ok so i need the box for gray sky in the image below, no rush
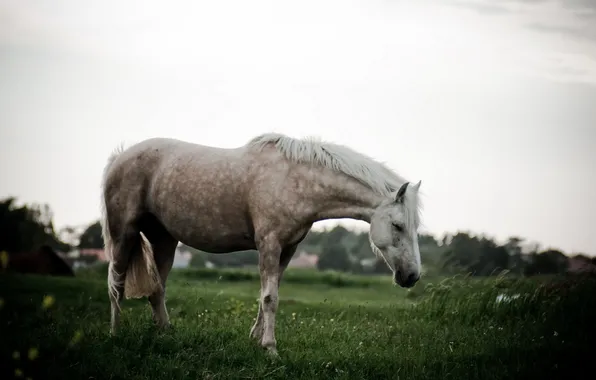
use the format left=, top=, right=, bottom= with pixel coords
left=1, top=0, right=595, bottom=256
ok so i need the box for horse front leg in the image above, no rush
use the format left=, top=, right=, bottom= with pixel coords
left=254, top=235, right=284, bottom=357
left=250, top=244, right=297, bottom=343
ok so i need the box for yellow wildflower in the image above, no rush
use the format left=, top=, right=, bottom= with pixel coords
left=28, top=347, right=39, bottom=360
left=0, top=250, right=8, bottom=269
left=14, top=368, right=23, bottom=377
left=42, top=295, right=55, bottom=310
left=69, top=330, right=83, bottom=347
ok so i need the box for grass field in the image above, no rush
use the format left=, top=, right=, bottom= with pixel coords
left=1, top=265, right=594, bottom=380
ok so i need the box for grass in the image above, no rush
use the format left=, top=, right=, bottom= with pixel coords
left=0, top=266, right=594, bottom=380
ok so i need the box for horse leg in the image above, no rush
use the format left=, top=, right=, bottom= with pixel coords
left=254, top=235, right=303, bottom=356
left=250, top=244, right=297, bottom=342
left=142, top=218, right=178, bottom=329
left=108, top=225, right=141, bottom=335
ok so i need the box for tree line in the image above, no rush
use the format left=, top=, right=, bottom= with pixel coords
left=1, top=197, right=594, bottom=277
left=181, top=225, right=594, bottom=277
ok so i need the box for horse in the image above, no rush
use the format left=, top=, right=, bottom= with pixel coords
left=100, top=132, right=423, bottom=357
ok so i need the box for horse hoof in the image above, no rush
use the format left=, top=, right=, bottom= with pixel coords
left=157, top=322, right=173, bottom=332
left=265, top=347, right=280, bottom=359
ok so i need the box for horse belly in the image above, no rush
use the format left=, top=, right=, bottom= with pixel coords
left=184, top=238, right=255, bottom=254
left=179, top=222, right=257, bottom=254
left=151, top=196, right=256, bottom=253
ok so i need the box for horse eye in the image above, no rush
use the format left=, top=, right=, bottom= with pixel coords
left=393, top=223, right=404, bottom=232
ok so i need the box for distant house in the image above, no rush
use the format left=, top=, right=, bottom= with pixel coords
left=78, top=248, right=108, bottom=262
left=288, top=251, right=318, bottom=269
left=4, top=246, right=75, bottom=277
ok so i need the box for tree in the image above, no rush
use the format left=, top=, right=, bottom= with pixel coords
left=505, top=236, right=525, bottom=275
left=524, top=249, right=569, bottom=276
left=441, top=232, right=509, bottom=276
left=441, top=232, right=479, bottom=274
left=78, top=221, right=104, bottom=249
left=0, top=197, right=71, bottom=253
left=189, top=251, right=207, bottom=267
left=372, top=257, right=392, bottom=274
left=474, top=237, right=509, bottom=276
left=317, top=243, right=351, bottom=272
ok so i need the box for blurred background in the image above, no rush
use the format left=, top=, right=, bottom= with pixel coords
left=1, top=0, right=595, bottom=278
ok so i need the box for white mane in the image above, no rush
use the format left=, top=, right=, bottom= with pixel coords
left=247, top=133, right=409, bottom=197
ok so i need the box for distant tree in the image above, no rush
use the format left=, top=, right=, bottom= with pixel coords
left=417, top=233, right=444, bottom=271
left=372, top=257, right=392, bottom=274
left=189, top=251, right=207, bottom=268
left=441, top=232, right=509, bottom=276
left=349, top=232, right=374, bottom=260
left=524, top=249, right=569, bottom=276
left=0, top=197, right=71, bottom=253
left=504, top=236, right=525, bottom=275
left=298, top=229, right=326, bottom=254
left=78, top=221, right=104, bottom=249
left=475, top=237, right=509, bottom=275
left=326, top=225, right=351, bottom=244
left=442, top=232, right=479, bottom=274
left=58, top=225, right=84, bottom=247
left=317, top=243, right=351, bottom=272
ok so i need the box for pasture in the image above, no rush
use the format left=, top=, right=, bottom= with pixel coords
left=1, top=266, right=593, bottom=379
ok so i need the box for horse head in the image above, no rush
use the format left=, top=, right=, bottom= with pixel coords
left=369, top=181, right=422, bottom=288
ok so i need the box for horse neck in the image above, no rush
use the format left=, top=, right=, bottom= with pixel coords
left=303, top=167, right=387, bottom=224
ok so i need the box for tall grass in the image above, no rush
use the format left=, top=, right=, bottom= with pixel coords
left=1, top=267, right=594, bottom=379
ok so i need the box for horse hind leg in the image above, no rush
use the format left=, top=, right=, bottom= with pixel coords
left=107, top=225, right=142, bottom=335
left=141, top=216, right=178, bottom=329
left=106, top=218, right=163, bottom=335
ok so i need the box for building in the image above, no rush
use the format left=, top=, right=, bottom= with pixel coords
left=288, top=251, right=318, bottom=269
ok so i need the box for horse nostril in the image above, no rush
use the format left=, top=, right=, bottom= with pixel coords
left=405, top=273, right=419, bottom=287
left=395, top=270, right=419, bottom=288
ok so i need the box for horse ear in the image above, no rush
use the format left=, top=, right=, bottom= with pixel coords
left=395, top=182, right=409, bottom=203
left=413, top=180, right=421, bottom=191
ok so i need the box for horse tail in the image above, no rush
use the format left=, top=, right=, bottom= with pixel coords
left=122, top=232, right=162, bottom=299
left=100, top=144, right=123, bottom=265
left=100, top=144, right=162, bottom=303
left=100, top=144, right=124, bottom=304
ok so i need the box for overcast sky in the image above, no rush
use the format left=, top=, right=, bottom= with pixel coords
left=1, top=0, right=595, bottom=255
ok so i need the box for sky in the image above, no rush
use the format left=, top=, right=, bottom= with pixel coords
left=1, top=0, right=595, bottom=256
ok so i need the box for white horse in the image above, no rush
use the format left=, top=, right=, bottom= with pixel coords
left=100, top=132, right=423, bottom=356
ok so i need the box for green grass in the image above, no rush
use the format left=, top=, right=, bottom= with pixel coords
left=0, top=267, right=594, bottom=380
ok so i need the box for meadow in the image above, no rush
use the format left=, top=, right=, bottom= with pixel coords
left=0, top=265, right=594, bottom=380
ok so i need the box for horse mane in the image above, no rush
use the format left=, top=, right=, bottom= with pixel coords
left=246, top=133, right=410, bottom=197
